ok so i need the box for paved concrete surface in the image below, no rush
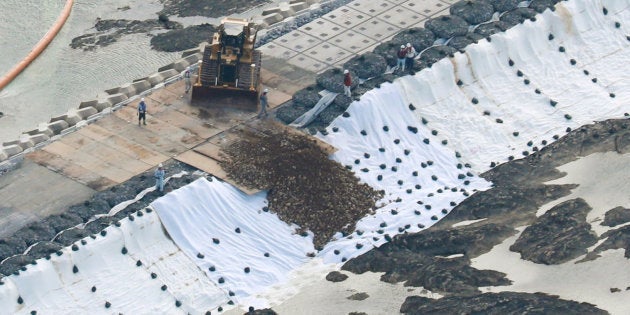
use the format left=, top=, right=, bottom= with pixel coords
left=0, top=0, right=447, bottom=239
left=259, top=0, right=452, bottom=73
left=0, top=160, right=95, bottom=238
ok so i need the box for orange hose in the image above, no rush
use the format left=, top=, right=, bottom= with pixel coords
left=0, top=0, right=74, bottom=91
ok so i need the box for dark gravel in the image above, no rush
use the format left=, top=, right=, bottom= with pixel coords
left=219, top=121, right=383, bottom=248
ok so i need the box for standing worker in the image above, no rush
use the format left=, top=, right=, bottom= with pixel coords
left=138, top=98, right=147, bottom=126
left=397, top=45, right=408, bottom=72
left=154, top=163, right=165, bottom=193
left=184, top=66, right=192, bottom=93
left=258, top=88, right=269, bottom=118
left=405, top=43, right=417, bottom=73
left=343, top=69, right=352, bottom=97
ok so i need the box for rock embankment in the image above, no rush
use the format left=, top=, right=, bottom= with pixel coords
left=400, top=292, right=607, bottom=315
left=345, top=118, right=629, bottom=313
left=509, top=198, right=598, bottom=265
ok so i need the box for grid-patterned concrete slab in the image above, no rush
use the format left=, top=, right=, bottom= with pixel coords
left=259, top=42, right=299, bottom=60
left=275, top=30, right=321, bottom=52
left=380, top=6, right=428, bottom=28
left=329, top=30, right=377, bottom=53
left=385, top=0, right=410, bottom=4
left=322, top=6, right=370, bottom=29
left=348, top=0, right=394, bottom=15
left=287, top=53, right=330, bottom=73
left=355, top=17, right=401, bottom=41
left=299, top=18, right=345, bottom=41
left=402, top=0, right=450, bottom=17
left=303, top=42, right=353, bottom=65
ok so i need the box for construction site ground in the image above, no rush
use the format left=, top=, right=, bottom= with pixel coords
left=0, top=60, right=315, bottom=238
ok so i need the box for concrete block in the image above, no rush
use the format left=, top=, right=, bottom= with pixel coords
left=278, top=8, right=295, bottom=18
left=183, top=53, right=201, bottom=65
left=2, top=140, right=19, bottom=147
left=262, top=7, right=282, bottom=16
left=131, top=80, right=152, bottom=94
left=148, top=72, right=165, bottom=87
left=289, top=2, right=309, bottom=13
left=79, top=100, right=98, bottom=109
left=0, top=150, right=7, bottom=162
left=158, top=63, right=175, bottom=72
left=19, top=139, right=35, bottom=150
left=118, top=84, right=136, bottom=97
left=64, top=113, right=83, bottom=127
left=50, top=114, right=68, bottom=124
left=107, top=93, right=128, bottom=105
left=95, top=101, right=113, bottom=112
left=262, top=13, right=285, bottom=26
left=105, top=87, right=120, bottom=95
left=28, top=134, right=49, bottom=146
left=182, top=47, right=202, bottom=57
left=172, top=59, right=190, bottom=72
left=76, top=106, right=98, bottom=119
left=47, top=120, right=69, bottom=135
left=3, top=144, right=23, bottom=157
left=23, top=128, right=42, bottom=136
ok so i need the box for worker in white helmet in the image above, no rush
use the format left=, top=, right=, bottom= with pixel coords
left=343, top=69, right=352, bottom=97
left=397, top=44, right=408, bottom=72
left=258, top=88, right=269, bottom=118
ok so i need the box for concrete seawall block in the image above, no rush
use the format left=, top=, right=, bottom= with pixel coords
left=28, top=134, right=49, bottom=146
left=262, top=13, right=285, bottom=26
left=183, top=53, right=201, bottom=65
left=118, top=84, right=136, bottom=97
left=182, top=47, right=202, bottom=58
left=0, top=150, right=7, bottom=162
left=262, top=7, right=282, bottom=16
left=50, top=114, right=68, bottom=124
left=3, top=144, right=23, bottom=157
left=95, top=101, right=112, bottom=112
left=289, top=2, right=309, bottom=13
left=79, top=100, right=98, bottom=109
left=278, top=8, right=295, bottom=18
left=131, top=80, right=151, bottom=94
left=64, top=113, right=82, bottom=127
left=107, top=93, right=128, bottom=105
left=76, top=107, right=98, bottom=119
left=105, top=87, right=120, bottom=95
left=47, top=120, right=69, bottom=135
left=158, top=63, right=175, bottom=73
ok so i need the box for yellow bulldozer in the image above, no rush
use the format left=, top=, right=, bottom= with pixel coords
left=191, top=18, right=262, bottom=110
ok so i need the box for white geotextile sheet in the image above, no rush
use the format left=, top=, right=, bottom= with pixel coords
left=3, top=0, right=630, bottom=313
left=0, top=211, right=226, bottom=314
left=316, top=0, right=630, bottom=261
left=151, top=177, right=315, bottom=308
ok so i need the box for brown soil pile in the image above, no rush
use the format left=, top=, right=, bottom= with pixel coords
left=220, top=121, right=383, bottom=248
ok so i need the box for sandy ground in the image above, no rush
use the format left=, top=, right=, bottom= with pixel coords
left=471, top=152, right=630, bottom=315
left=225, top=258, right=440, bottom=315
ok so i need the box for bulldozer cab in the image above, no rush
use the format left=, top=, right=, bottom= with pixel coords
left=191, top=18, right=262, bottom=110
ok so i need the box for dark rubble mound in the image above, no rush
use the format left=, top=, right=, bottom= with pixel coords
left=292, top=85, right=321, bottom=109
left=390, top=28, right=436, bottom=52
left=343, top=53, right=387, bottom=79
left=400, top=292, right=607, bottom=315
left=509, top=198, right=598, bottom=264
left=316, top=68, right=359, bottom=93
left=601, top=206, right=630, bottom=227
left=590, top=225, right=630, bottom=259
left=500, top=7, right=538, bottom=27
left=450, top=0, right=495, bottom=25
left=159, top=0, right=268, bottom=18
left=447, top=33, right=485, bottom=51
left=343, top=223, right=514, bottom=295
left=529, top=0, right=562, bottom=13
left=474, top=20, right=510, bottom=37
left=425, top=15, right=469, bottom=39
left=485, top=0, right=520, bottom=12
left=220, top=121, right=383, bottom=248
left=151, top=24, right=216, bottom=52
left=419, top=45, right=458, bottom=66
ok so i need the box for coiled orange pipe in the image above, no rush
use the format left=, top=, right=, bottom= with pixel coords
left=0, top=0, right=74, bottom=91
